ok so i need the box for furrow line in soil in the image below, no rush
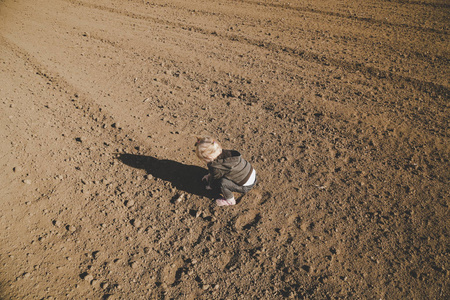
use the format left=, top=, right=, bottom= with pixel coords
left=64, top=0, right=450, bottom=101
left=0, top=34, right=154, bottom=159
left=378, top=0, right=450, bottom=9
left=82, top=25, right=448, bottom=148
left=233, top=0, right=449, bottom=35
left=229, top=36, right=450, bottom=101
left=0, top=36, right=135, bottom=187
left=127, top=0, right=449, bottom=81
left=126, top=0, right=449, bottom=35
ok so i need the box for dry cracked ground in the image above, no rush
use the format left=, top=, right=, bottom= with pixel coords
left=0, top=0, right=449, bottom=299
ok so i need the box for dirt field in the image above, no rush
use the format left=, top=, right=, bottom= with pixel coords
left=0, top=0, right=448, bottom=299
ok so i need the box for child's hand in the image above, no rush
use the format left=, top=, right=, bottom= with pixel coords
left=202, top=174, right=211, bottom=190
left=202, top=174, right=210, bottom=182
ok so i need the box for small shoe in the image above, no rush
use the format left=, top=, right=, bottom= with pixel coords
left=216, top=197, right=236, bottom=206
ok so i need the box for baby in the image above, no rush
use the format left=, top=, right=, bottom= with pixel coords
left=195, top=136, right=257, bottom=206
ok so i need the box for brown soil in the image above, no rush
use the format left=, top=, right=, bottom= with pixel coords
left=0, top=0, right=448, bottom=299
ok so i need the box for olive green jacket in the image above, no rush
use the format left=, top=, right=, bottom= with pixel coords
left=207, top=150, right=254, bottom=186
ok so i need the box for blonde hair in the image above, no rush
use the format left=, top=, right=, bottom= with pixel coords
left=195, top=136, right=222, bottom=162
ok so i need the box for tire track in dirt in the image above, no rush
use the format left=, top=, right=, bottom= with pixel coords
left=229, top=36, right=449, bottom=99
left=65, top=0, right=449, bottom=101
left=158, top=0, right=450, bottom=89
left=125, top=0, right=450, bottom=35
left=0, top=34, right=152, bottom=155
left=379, top=0, right=450, bottom=9
left=0, top=41, right=103, bottom=299
left=127, top=0, right=449, bottom=70
left=237, top=0, right=449, bottom=35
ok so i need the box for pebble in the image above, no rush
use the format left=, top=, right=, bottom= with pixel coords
left=125, top=200, right=135, bottom=208
left=13, top=166, right=22, bottom=173
left=23, top=179, right=32, bottom=185
left=131, top=219, right=141, bottom=227
left=84, top=274, right=94, bottom=283
left=301, top=265, right=311, bottom=273
left=67, top=225, right=77, bottom=232
left=92, top=251, right=100, bottom=259
left=300, top=223, right=309, bottom=232
left=175, top=194, right=184, bottom=203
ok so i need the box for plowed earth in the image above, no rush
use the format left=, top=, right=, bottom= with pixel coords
left=0, top=0, right=449, bottom=299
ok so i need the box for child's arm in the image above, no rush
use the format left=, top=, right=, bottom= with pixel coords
left=206, top=164, right=228, bottom=189
left=208, top=165, right=225, bottom=182
left=202, top=174, right=210, bottom=182
left=202, top=174, right=212, bottom=190
left=202, top=173, right=212, bottom=190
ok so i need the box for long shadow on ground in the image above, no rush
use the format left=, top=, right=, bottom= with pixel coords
left=117, top=153, right=216, bottom=199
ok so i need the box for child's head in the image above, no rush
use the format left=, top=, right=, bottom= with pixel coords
left=195, top=136, right=222, bottom=162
